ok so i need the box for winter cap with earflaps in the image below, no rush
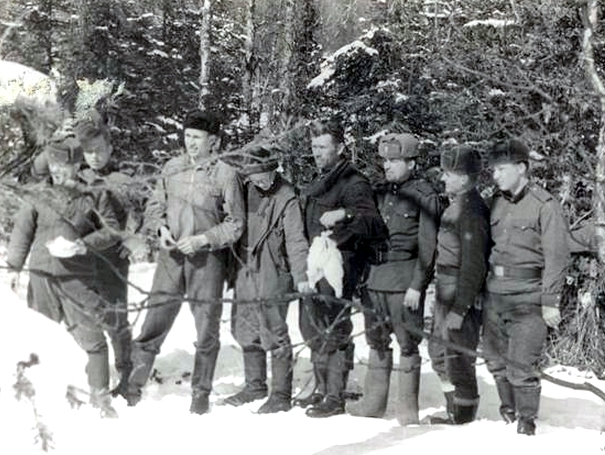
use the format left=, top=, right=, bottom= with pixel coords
left=45, top=120, right=83, bottom=165
left=239, top=143, right=279, bottom=176
left=440, top=145, right=481, bottom=175
left=378, top=133, right=420, bottom=160
left=183, top=109, right=221, bottom=135
left=488, top=138, right=530, bottom=166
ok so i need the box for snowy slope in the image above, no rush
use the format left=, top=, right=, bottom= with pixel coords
left=1, top=262, right=604, bottom=454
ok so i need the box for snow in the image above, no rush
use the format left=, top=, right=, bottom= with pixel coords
left=0, top=60, right=57, bottom=107
left=464, top=19, right=516, bottom=28
left=1, top=262, right=604, bottom=454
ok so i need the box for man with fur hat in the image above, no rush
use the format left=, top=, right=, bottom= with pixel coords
left=296, top=118, right=388, bottom=418
left=484, top=138, right=569, bottom=435
left=31, top=109, right=146, bottom=399
left=127, top=109, right=245, bottom=414
left=7, top=130, right=122, bottom=417
left=428, top=145, right=491, bottom=425
left=348, top=133, right=440, bottom=425
left=222, top=143, right=310, bottom=413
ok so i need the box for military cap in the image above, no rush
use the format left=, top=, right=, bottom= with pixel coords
left=488, top=138, right=530, bottom=166
left=74, top=108, right=110, bottom=141
left=440, top=145, right=481, bottom=175
left=239, top=143, right=279, bottom=176
left=45, top=132, right=83, bottom=165
left=378, top=133, right=420, bottom=159
left=183, top=109, right=221, bottom=135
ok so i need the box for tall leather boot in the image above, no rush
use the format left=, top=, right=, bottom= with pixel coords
left=223, top=346, right=268, bottom=407
left=126, top=348, right=156, bottom=407
left=396, top=354, right=421, bottom=425
left=109, top=325, right=133, bottom=399
left=306, top=350, right=346, bottom=418
left=495, top=377, right=516, bottom=423
left=257, top=350, right=293, bottom=414
left=452, top=397, right=479, bottom=424
left=348, top=349, right=392, bottom=418
left=190, top=347, right=220, bottom=414
left=293, top=361, right=327, bottom=407
left=514, top=386, right=541, bottom=435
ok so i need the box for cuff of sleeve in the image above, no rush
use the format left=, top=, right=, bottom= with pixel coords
left=204, top=231, right=219, bottom=249
left=541, top=294, right=560, bottom=308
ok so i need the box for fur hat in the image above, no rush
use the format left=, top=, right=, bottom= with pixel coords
left=45, top=131, right=83, bottom=165
left=183, top=109, right=221, bottom=135
left=239, top=143, right=279, bottom=176
left=378, top=133, right=419, bottom=159
left=488, top=138, right=530, bottom=166
left=440, top=145, right=481, bottom=175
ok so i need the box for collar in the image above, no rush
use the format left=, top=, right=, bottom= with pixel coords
left=501, top=183, right=529, bottom=203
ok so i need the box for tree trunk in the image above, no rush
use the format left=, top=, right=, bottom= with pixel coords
left=198, top=0, right=212, bottom=109
left=581, top=0, right=605, bottom=263
left=241, top=0, right=259, bottom=130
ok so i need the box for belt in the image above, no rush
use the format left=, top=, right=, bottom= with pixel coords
left=436, top=264, right=458, bottom=276
left=490, top=265, right=541, bottom=279
left=383, top=251, right=415, bottom=262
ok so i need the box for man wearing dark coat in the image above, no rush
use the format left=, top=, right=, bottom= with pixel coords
left=297, top=119, right=388, bottom=418
left=223, top=144, right=310, bottom=413
left=7, top=131, right=122, bottom=417
left=348, top=133, right=440, bottom=425
left=428, top=145, right=491, bottom=425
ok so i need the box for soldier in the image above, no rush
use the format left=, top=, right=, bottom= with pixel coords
left=348, top=133, right=440, bottom=425
left=126, top=109, right=245, bottom=414
left=224, top=144, right=310, bottom=413
left=428, top=145, right=491, bottom=425
left=484, top=139, right=569, bottom=435
left=297, top=118, right=388, bottom=418
left=31, top=109, right=146, bottom=398
left=7, top=131, right=121, bottom=417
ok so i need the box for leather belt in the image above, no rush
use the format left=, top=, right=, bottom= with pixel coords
left=490, top=265, right=541, bottom=279
left=436, top=264, right=458, bottom=276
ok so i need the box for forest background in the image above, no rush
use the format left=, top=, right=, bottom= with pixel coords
left=0, top=0, right=604, bottom=376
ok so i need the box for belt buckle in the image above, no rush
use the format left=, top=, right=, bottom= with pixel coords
left=494, top=265, right=505, bottom=277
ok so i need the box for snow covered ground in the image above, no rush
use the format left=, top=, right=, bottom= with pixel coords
left=1, top=262, right=604, bottom=454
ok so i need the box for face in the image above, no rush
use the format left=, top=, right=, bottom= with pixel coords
left=184, top=128, right=215, bottom=160
left=441, top=170, right=468, bottom=194
left=49, top=162, right=79, bottom=186
left=82, top=135, right=112, bottom=171
left=311, top=134, right=342, bottom=172
left=492, top=162, right=525, bottom=192
left=383, top=158, right=414, bottom=183
left=247, top=171, right=275, bottom=191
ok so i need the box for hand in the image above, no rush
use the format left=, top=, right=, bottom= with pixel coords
left=542, top=306, right=561, bottom=328
left=176, top=234, right=209, bottom=255
left=120, top=234, right=149, bottom=261
left=297, top=281, right=313, bottom=294
left=445, top=312, right=464, bottom=330
left=319, top=209, right=346, bottom=228
left=158, top=225, right=176, bottom=250
left=403, top=288, right=421, bottom=310
left=8, top=270, right=20, bottom=293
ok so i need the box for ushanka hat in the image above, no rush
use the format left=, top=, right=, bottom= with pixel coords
left=488, top=138, right=530, bottom=166
left=378, top=133, right=420, bottom=159
left=440, top=145, right=481, bottom=175
left=239, top=143, right=279, bottom=176
left=183, top=109, right=221, bottom=135
left=45, top=122, right=83, bottom=165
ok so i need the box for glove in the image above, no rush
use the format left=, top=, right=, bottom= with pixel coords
left=445, top=312, right=464, bottom=330
left=158, top=225, right=176, bottom=250
left=542, top=306, right=561, bottom=328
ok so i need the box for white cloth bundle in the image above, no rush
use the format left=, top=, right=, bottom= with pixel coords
left=306, top=231, right=344, bottom=298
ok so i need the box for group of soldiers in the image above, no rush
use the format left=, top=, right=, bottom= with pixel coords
left=5, top=107, right=572, bottom=437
